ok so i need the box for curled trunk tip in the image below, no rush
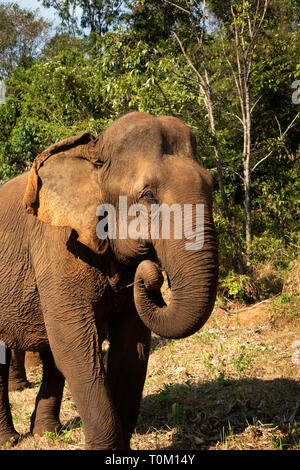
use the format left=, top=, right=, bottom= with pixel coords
left=133, top=239, right=218, bottom=339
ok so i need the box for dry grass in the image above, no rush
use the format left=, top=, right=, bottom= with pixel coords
left=3, top=296, right=300, bottom=451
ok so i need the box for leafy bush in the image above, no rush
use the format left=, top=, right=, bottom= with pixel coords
left=219, top=271, right=259, bottom=303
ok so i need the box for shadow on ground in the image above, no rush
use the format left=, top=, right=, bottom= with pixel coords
left=135, top=377, right=300, bottom=449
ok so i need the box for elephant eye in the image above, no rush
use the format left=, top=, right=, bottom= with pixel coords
left=143, top=190, right=156, bottom=202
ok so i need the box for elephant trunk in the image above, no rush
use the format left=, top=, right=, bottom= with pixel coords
left=133, top=217, right=218, bottom=339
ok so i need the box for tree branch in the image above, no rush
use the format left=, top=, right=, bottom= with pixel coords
left=173, top=31, right=207, bottom=92
left=170, top=69, right=200, bottom=85
left=251, top=111, right=300, bottom=173
left=164, top=0, right=191, bottom=15
left=250, top=94, right=263, bottom=114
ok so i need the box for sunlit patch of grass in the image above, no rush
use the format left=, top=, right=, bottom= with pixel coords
left=270, top=294, right=300, bottom=324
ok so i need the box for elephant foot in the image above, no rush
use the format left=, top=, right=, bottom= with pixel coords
left=31, top=419, right=62, bottom=437
left=8, top=378, right=31, bottom=392
left=0, top=431, right=21, bottom=448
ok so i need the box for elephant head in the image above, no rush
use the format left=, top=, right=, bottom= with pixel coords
left=23, top=112, right=218, bottom=339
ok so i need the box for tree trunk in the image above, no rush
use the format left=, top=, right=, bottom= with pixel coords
left=244, top=79, right=252, bottom=253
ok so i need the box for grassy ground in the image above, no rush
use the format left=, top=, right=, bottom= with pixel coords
left=3, top=295, right=300, bottom=451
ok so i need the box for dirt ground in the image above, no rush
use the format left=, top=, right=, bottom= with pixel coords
left=3, top=298, right=300, bottom=451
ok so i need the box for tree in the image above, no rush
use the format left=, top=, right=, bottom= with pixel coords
left=39, top=0, right=124, bottom=35
left=156, top=0, right=299, bottom=259
left=1, top=0, right=299, bottom=282
left=0, top=2, right=51, bottom=78
left=218, top=0, right=270, bottom=252
left=126, top=0, right=187, bottom=43
left=217, top=0, right=299, bottom=252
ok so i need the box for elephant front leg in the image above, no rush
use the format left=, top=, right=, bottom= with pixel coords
left=30, top=350, right=65, bottom=436
left=39, top=305, right=121, bottom=448
left=0, top=348, right=20, bottom=446
left=107, top=306, right=151, bottom=449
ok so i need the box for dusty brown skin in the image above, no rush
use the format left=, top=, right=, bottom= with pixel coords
left=8, top=351, right=41, bottom=392
left=8, top=351, right=30, bottom=392
left=0, top=112, right=218, bottom=449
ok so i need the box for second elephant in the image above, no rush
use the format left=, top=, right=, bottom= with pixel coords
left=8, top=351, right=41, bottom=392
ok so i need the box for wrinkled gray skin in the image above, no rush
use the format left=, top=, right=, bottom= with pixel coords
left=0, top=112, right=218, bottom=449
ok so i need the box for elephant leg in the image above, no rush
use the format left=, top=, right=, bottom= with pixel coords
left=30, top=350, right=65, bottom=436
left=8, top=350, right=30, bottom=392
left=107, top=306, right=151, bottom=449
left=0, top=348, right=20, bottom=446
left=25, top=351, right=42, bottom=369
left=37, top=300, right=121, bottom=448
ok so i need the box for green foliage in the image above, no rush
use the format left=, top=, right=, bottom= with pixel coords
left=153, top=383, right=173, bottom=408
left=270, top=294, right=300, bottom=322
left=168, top=402, right=186, bottom=427
left=219, top=271, right=258, bottom=302
left=0, top=0, right=299, bottom=298
left=0, top=29, right=200, bottom=181
left=43, top=428, right=74, bottom=444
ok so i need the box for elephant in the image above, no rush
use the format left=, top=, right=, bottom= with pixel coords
left=8, top=350, right=41, bottom=392
left=0, top=111, right=218, bottom=449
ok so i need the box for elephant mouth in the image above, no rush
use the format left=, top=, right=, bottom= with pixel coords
left=150, top=255, right=170, bottom=289
left=149, top=250, right=172, bottom=290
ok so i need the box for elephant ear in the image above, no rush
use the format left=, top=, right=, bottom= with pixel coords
left=23, top=132, right=107, bottom=253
